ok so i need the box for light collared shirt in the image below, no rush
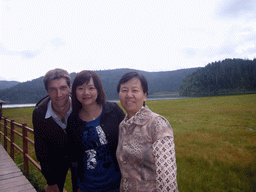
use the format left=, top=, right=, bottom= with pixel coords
left=45, top=97, right=72, bottom=132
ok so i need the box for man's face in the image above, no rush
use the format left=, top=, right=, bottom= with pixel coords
left=46, top=78, right=71, bottom=109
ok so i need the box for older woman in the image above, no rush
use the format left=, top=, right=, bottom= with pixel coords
left=116, top=71, right=178, bottom=192
left=66, top=70, right=125, bottom=192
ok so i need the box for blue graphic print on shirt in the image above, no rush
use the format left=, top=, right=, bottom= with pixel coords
left=76, top=112, right=121, bottom=191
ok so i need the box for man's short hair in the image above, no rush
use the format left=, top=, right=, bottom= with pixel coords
left=43, top=68, right=71, bottom=91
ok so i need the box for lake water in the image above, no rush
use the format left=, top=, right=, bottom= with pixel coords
left=2, top=97, right=187, bottom=108
left=2, top=103, right=36, bottom=108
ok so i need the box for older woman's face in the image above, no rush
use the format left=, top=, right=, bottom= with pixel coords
left=119, top=77, right=147, bottom=119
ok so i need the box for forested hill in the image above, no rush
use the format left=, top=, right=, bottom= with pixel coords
left=179, top=58, right=256, bottom=97
left=0, top=81, right=20, bottom=90
left=0, top=68, right=198, bottom=104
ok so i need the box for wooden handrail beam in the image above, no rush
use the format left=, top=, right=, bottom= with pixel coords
left=25, top=136, right=35, bottom=145
left=0, top=117, right=40, bottom=176
left=13, top=142, right=23, bottom=154
left=0, top=116, right=67, bottom=191
left=25, top=154, right=41, bottom=171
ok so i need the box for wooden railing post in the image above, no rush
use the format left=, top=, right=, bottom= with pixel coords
left=22, top=123, right=29, bottom=175
left=4, top=117, right=8, bottom=150
left=0, top=117, right=2, bottom=144
left=10, top=119, right=15, bottom=160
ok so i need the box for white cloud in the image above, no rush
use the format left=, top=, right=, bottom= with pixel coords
left=0, top=0, right=256, bottom=82
left=51, top=38, right=65, bottom=47
left=217, top=0, right=256, bottom=18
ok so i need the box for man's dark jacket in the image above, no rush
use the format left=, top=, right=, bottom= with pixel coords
left=33, top=96, right=70, bottom=191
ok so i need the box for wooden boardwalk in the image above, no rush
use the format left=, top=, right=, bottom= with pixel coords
left=0, top=144, right=37, bottom=192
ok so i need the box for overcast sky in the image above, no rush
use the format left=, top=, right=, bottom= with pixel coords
left=1, top=0, right=256, bottom=82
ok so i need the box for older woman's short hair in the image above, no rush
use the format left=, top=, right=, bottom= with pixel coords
left=117, top=71, right=148, bottom=95
left=43, top=68, right=71, bottom=91
left=72, top=70, right=106, bottom=112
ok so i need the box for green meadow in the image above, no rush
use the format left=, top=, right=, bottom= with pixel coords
left=1, top=94, right=256, bottom=191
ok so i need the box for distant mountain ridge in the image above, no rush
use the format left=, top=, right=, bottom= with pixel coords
left=0, top=68, right=199, bottom=104
left=0, top=81, right=20, bottom=90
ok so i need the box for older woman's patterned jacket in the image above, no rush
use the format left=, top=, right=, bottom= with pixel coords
left=116, top=106, right=178, bottom=192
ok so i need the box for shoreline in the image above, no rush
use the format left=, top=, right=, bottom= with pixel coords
left=2, top=97, right=188, bottom=108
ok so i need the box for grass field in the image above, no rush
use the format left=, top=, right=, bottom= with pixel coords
left=1, top=94, right=256, bottom=191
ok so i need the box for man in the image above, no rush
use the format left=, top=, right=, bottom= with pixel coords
left=33, top=68, right=72, bottom=192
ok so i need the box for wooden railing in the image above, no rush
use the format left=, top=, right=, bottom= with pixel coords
left=0, top=116, right=41, bottom=174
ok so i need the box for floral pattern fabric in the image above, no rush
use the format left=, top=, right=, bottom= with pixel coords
left=116, top=106, right=178, bottom=192
left=153, top=136, right=178, bottom=191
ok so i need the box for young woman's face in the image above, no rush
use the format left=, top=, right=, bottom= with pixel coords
left=76, top=78, right=98, bottom=107
left=119, top=77, right=147, bottom=118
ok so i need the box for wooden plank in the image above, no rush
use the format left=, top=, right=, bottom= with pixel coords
left=0, top=175, right=35, bottom=190
left=0, top=145, right=37, bottom=192
left=0, top=160, right=17, bottom=165
left=0, top=172, right=22, bottom=180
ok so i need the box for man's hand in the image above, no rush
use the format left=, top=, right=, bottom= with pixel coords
left=45, top=184, right=60, bottom=192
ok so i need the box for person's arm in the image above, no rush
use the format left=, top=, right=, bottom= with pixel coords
left=33, top=109, right=60, bottom=186
left=66, top=114, right=80, bottom=192
left=153, top=136, right=178, bottom=191
left=113, top=102, right=125, bottom=122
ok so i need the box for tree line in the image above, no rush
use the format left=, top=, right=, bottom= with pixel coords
left=179, top=58, right=256, bottom=97
left=0, top=68, right=198, bottom=104
left=1, top=59, right=255, bottom=104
